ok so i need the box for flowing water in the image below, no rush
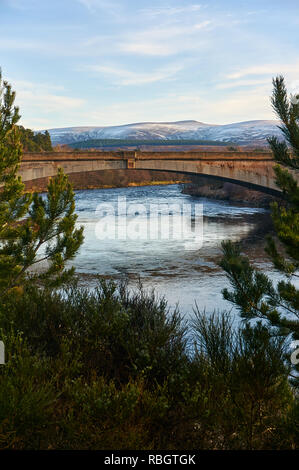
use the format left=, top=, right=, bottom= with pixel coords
left=71, top=184, right=276, bottom=317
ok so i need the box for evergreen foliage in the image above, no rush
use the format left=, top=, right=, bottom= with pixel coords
left=18, top=126, right=53, bottom=152
left=0, top=70, right=84, bottom=296
left=220, top=76, right=299, bottom=385
left=0, top=282, right=296, bottom=449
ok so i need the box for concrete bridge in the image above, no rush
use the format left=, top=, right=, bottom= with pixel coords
left=20, top=150, right=299, bottom=195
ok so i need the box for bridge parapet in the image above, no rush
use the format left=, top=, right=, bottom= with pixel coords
left=22, top=150, right=274, bottom=162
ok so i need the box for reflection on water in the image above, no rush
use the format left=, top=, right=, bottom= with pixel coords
left=72, top=184, right=271, bottom=316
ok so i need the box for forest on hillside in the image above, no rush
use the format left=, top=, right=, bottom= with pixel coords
left=69, top=138, right=234, bottom=149
left=18, top=126, right=53, bottom=152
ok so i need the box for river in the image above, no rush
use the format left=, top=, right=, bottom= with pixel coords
left=70, top=184, right=277, bottom=318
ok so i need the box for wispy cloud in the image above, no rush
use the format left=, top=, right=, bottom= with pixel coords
left=3, top=0, right=298, bottom=129
left=140, top=4, right=202, bottom=17
left=11, top=79, right=65, bottom=93
left=86, top=63, right=184, bottom=85
left=72, top=86, right=275, bottom=128
left=77, top=0, right=116, bottom=9
left=227, top=63, right=299, bottom=80
left=0, top=36, right=114, bottom=58
left=17, top=83, right=277, bottom=130
left=4, top=0, right=39, bottom=10
left=119, top=21, right=212, bottom=56
left=216, top=78, right=270, bottom=89
left=0, top=39, right=43, bottom=51
left=11, top=79, right=85, bottom=115
left=77, top=0, right=122, bottom=17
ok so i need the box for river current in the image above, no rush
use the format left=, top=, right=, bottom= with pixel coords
left=70, top=184, right=276, bottom=317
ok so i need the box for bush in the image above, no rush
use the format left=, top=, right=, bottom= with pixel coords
left=0, top=280, right=187, bottom=385
left=0, top=282, right=297, bottom=449
left=187, top=312, right=294, bottom=449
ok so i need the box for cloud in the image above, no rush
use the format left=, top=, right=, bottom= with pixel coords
left=78, top=86, right=275, bottom=127
left=119, top=42, right=176, bottom=57
left=119, top=21, right=212, bottom=56
left=140, top=4, right=202, bottom=18
left=19, top=92, right=85, bottom=112
left=0, top=37, right=83, bottom=57
left=216, top=78, right=270, bottom=89
left=227, top=63, right=299, bottom=80
left=20, top=83, right=277, bottom=130
left=86, top=63, right=184, bottom=85
left=11, top=79, right=65, bottom=93
left=0, top=39, right=43, bottom=51
left=77, top=0, right=114, bottom=9
left=3, top=0, right=39, bottom=10
left=10, top=79, right=85, bottom=121
left=77, top=0, right=122, bottom=16
left=0, top=35, right=114, bottom=58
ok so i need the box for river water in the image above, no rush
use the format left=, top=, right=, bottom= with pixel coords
left=71, top=184, right=276, bottom=318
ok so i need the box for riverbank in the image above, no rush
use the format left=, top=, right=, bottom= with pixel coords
left=24, top=169, right=192, bottom=192
left=182, top=177, right=280, bottom=207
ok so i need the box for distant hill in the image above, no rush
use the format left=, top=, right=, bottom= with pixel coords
left=46, top=119, right=282, bottom=146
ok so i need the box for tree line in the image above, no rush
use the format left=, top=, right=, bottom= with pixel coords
left=69, top=138, right=234, bottom=149
left=18, top=126, right=53, bottom=152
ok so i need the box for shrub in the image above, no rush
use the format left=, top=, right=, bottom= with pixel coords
left=0, top=283, right=297, bottom=449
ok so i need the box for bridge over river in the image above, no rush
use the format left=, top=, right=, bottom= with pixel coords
left=20, top=150, right=299, bottom=195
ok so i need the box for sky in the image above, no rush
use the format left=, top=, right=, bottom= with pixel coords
left=1, top=0, right=299, bottom=130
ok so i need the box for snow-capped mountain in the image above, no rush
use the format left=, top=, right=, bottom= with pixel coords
left=47, top=120, right=282, bottom=145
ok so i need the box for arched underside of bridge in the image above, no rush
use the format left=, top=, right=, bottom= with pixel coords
left=136, top=168, right=283, bottom=196
left=19, top=158, right=287, bottom=196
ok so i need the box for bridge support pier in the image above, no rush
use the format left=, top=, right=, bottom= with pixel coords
left=127, top=159, right=136, bottom=169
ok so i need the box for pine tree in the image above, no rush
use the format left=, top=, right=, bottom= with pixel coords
left=219, top=76, right=299, bottom=385
left=0, top=70, right=84, bottom=296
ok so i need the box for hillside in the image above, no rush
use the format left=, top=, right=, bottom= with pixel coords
left=47, top=119, right=282, bottom=146
left=68, top=138, right=233, bottom=149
